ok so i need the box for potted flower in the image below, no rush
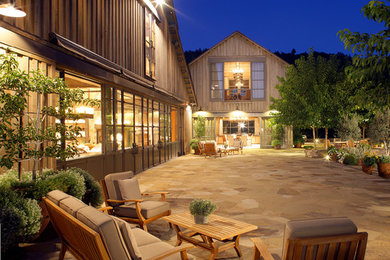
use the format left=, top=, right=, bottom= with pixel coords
left=190, top=139, right=200, bottom=154
left=189, top=199, right=217, bottom=224
left=271, top=139, right=282, bottom=149
left=376, top=155, right=390, bottom=178
left=362, top=155, right=376, bottom=175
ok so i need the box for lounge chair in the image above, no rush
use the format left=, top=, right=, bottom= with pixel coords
left=203, top=142, right=222, bottom=158
left=252, top=217, right=367, bottom=260
left=230, top=139, right=243, bottom=154
left=43, top=190, right=193, bottom=260
left=100, top=171, right=171, bottom=231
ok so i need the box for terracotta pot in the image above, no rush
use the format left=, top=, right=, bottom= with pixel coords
left=295, top=143, right=302, bottom=148
left=378, top=163, right=390, bottom=178
left=194, top=147, right=200, bottom=155
left=362, top=165, right=373, bottom=175
left=358, top=159, right=363, bottom=166
left=274, top=144, right=281, bottom=150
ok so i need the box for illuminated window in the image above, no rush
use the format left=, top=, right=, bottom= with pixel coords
left=145, top=9, right=156, bottom=79
left=64, top=74, right=102, bottom=158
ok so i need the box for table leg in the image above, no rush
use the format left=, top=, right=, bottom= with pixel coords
left=206, top=236, right=218, bottom=260
left=233, top=235, right=242, bottom=257
left=173, top=224, right=183, bottom=246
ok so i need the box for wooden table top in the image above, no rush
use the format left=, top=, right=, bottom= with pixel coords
left=162, top=212, right=257, bottom=241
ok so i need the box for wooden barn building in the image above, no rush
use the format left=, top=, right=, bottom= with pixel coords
left=0, top=0, right=196, bottom=179
left=189, top=31, right=292, bottom=148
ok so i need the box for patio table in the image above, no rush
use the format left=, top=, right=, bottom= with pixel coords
left=162, top=212, right=257, bottom=260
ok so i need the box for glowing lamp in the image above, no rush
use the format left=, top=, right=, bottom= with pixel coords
left=0, top=1, right=26, bottom=17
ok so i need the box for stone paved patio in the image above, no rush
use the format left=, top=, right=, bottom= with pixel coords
left=18, top=148, right=390, bottom=259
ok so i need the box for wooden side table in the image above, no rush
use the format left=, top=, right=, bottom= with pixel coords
left=163, top=212, right=257, bottom=260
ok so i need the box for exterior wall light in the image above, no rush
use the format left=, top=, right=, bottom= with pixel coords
left=0, top=0, right=26, bottom=17
left=155, top=0, right=165, bottom=6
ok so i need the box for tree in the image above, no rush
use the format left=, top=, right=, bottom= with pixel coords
left=0, top=53, right=98, bottom=180
left=193, top=115, right=206, bottom=139
left=338, top=0, right=390, bottom=110
left=368, top=109, right=390, bottom=155
left=337, top=114, right=362, bottom=145
left=271, top=50, right=349, bottom=149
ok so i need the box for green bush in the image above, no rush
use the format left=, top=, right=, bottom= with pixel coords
left=271, top=139, right=282, bottom=148
left=293, top=128, right=305, bottom=146
left=363, top=156, right=376, bottom=166
left=190, top=139, right=199, bottom=150
left=0, top=187, right=41, bottom=253
left=67, top=167, right=103, bottom=207
left=377, top=155, right=390, bottom=164
left=304, top=145, right=314, bottom=150
left=343, top=153, right=359, bottom=165
left=189, top=199, right=216, bottom=216
left=327, top=146, right=339, bottom=156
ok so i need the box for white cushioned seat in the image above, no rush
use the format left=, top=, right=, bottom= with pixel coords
left=116, top=200, right=170, bottom=219
left=58, top=196, right=88, bottom=217
left=76, top=206, right=131, bottom=260
left=46, top=190, right=70, bottom=205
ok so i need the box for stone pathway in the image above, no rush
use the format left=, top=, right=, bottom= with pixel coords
left=17, top=148, right=390, bottom=259
left=138, top=149, right=390, bottom=260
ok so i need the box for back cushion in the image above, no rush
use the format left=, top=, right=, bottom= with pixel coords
left=46, top=190, right=70, bottom=205
left=104, top=171, right=134, bottom=200
left=117, top=178, right=142, bottom=201
left=112, top=216, right=142, bottom=260
left=77, top=206, right=131, bottom=260
left=59, top=196, right=88, bottom=217
left=283, top=217, right=358, bottom=256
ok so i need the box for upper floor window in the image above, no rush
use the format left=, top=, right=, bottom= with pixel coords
left=145, top=9, right=156, bottom=79
left=209, top=61, right=265, bottom=101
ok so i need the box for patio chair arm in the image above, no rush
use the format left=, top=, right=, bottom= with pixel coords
left=146, top=244, right=194, bottom=260
left=142, top=191, right=169, bottom=201
left=97, top=206, right=113, bottom=213
left=251, top=238, right=275, bottom=260
left=107, top=199, right=143, bottom=204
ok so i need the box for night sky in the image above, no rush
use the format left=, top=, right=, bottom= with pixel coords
left=173, top=0, right=386, bottom=54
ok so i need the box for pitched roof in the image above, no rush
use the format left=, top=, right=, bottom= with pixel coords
left=189, top=31, right=289, bottom=67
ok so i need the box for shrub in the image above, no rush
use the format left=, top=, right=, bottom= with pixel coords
left=327, top=146, right=339, bottom=156
left=67, top=167, right=103, bottom=207
left=363, top=156, right=376, bottom=167
left=0, top=187, right=41, bottom=253
left=0, top=169, right=33, bottom=188
left=304, top=145, right=314, bottom=150
left=189, top=199, right=216, bottom=216
left=190, top=139, right=199, bottom=150
left=368, top=109, right=390, bottom=155
left=271, top=139, right=282, bottom=147
left=343, top=153, right=359, bottom=165
left=337, top=114, right=361, bottom=141
left=377, top=155, right=390, bottom=164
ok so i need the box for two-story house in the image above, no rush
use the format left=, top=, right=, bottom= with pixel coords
left=189, top=31, right=292, bottom=148
left=0, top=0, right=196, bottom=179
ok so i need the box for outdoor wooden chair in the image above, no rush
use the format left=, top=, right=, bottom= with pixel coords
left=100, top=171, right=171, bottom=231
left=252, top=217, right=368, bottom=260
left=197, top=142, right=205, bottom=156
left=203, top=142, right=221, bottom=158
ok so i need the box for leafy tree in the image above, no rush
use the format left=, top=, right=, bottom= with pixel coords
left=0, top=53, right=98, bottom=180
left=193, top=115, right=206, bottom=139
left=271, top=50, right=349, bottom=149
left=338, top=0, right=390, bottom=110
left=337, top=114, right=362, bottom=145
left=368, top=109, right=390, bottom=155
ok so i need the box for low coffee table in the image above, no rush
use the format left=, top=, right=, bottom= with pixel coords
left=162, top=212, right=257, bottom=260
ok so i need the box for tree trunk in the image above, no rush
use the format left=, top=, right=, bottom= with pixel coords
left=312, top=126, right=316, bottom=149
left=325, top=127, right=328, bottom=150
left=32, top=92, right=42, bottom=181
left=362, top=126, right=366, bottom=139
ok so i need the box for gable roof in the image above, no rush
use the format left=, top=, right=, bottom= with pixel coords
left=189, top=31, right=289, bottom=67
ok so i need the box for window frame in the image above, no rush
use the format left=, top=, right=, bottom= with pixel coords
left=144, top=8, right=156, bottom=80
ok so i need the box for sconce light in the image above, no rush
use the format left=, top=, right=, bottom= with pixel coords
left=0, top=0, right=26, bottom=17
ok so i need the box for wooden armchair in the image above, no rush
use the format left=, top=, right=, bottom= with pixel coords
left=100, top=171, right=171, bottom=231
left=197, top=142, right=205, bottom=156
left=252, top=217, right=367, bottom=260
left=203, top=142, right=221, bottom=158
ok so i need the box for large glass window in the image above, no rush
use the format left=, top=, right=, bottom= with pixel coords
left=65, top=74, right=102, bottom=157
left=209, top=61, right=265, bottom=101
left=223, top=120, right=255, bottom=134
left=145, top=9, right=156, bottom=79
left=210, top=63, right=223, bottom=100
left=252, top=62, right=265, bottom=99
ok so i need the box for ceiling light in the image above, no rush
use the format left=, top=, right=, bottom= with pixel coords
left=155, top=0, right=165, bottom=6
left=0, top=1, right=26, bottom=18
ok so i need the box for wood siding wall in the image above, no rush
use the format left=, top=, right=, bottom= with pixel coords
left=0, top=0, right=189, bottom=103
left=189, top=34, right=287, bottom=113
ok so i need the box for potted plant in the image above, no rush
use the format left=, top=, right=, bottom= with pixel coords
left=293, top=128, right=305, bottom=148
left=189, top=199, right=216, bottom=224
left=362, top=156, right=376, bottom=175
left=327, top=146, right=339, bottom=161
left=271, top=139, right=282, bottom=149
left=190, top=139, right=200, bottom=154
left=376, top=155, right=390, bottom=178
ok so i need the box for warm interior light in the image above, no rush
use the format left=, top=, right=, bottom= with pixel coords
left=155, top=0, right=165, bottom=6
left=0, top=2, right=26, bottom=18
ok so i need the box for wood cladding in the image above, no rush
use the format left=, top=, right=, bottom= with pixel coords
left=0, top=0, right=191, bottom=104
left=189, top=32, right=287, bottom=113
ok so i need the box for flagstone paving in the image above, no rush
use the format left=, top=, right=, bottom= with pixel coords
left=139, top=149, right=390, bottom=260
left=18, top=148, right=390, bottom=259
